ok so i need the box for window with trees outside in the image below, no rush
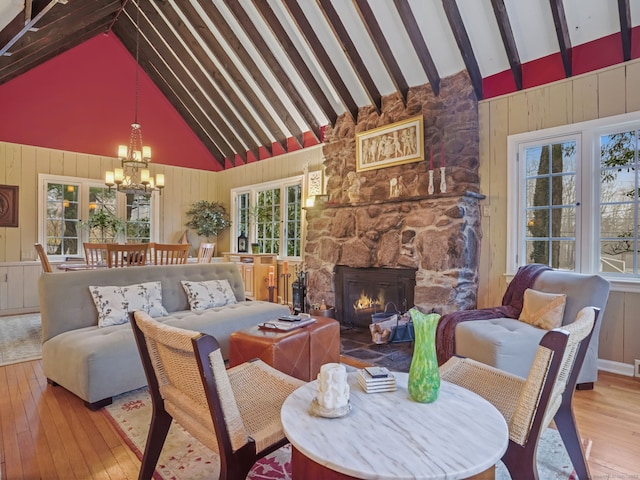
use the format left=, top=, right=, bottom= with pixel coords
left=507, top=111, right=640, bottom=286
left=39, top=174, right=157, bottom=260
left=231, top=176, right=303, bottom=258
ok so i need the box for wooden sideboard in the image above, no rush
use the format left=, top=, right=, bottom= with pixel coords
left=221, top=253, right=277, bottom=301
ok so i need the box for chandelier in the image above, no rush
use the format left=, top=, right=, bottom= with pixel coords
left=105, top=0, right=164, bottom=196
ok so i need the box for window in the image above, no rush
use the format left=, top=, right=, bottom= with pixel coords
left=231, top=176, right=304, bottom=258
left=508, top=111, right=640, bottom=285
left=39, top=174, right=158, bottom=260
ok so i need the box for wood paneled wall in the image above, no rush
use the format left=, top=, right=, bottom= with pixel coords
left=478, top=59, right=640, bottom=369
left=0, top=142, right=324, bottom=261
left=0, top=141, right=217, bottom=262
left=212, top=145, right=324, bottom=253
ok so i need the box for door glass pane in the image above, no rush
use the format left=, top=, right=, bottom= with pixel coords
left=46, top=182, right=80, bottom=256
left=599, top=130, right=639, bottom=275
left=87, top=188, right=119, bottom=243
left=126, top=193, right=151, bottom=243
left=522, top=139, right=577, bottom=270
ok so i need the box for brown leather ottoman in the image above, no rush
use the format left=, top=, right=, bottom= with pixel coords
left=229, top=316, right=340, bottom=381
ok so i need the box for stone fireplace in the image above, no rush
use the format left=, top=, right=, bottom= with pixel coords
left=335, top=265, right=416, bottom=327
left=304, top=71, right=483, bottom=319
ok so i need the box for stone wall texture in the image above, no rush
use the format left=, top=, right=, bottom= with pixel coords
left=305, top=71, right=482, bottom=316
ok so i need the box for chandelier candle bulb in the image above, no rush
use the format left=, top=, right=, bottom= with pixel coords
left=105, top=171, right=115, bottom=187
left=140, top=169, right=150, bottom=185
left=156, top=173, right=165, bottom=188
left=114, top=168, right=124, bottom=183
left=142, top=146, right=151, bottom=159
left=148, top=178, right=155, bottom=189
left=118, top=145, right=128, bottom=158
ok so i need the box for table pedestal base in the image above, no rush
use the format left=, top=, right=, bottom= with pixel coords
left=291, top=446, right=496, bottom=480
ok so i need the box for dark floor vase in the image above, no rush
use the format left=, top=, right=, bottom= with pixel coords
left=407, top=308, right=441, bottom=403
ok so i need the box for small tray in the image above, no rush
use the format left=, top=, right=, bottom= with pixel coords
left=310, top=398, right=351, bottom=418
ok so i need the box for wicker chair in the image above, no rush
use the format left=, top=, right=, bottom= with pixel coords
left=196, top=242, right=216, bottom=263
left=34, top=243, right=53, bottom=272
left=131, top=310, right=304, bottom=480
left=440, top=306, right=598, bottom=480
left=153, top=243, right=189, bottom=265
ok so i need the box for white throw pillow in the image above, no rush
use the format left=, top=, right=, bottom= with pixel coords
left=89, top=281, right=169, bottom=328
left=181, top=279, right=237, bottom=311
left=519, top=288, right=567, bottom=330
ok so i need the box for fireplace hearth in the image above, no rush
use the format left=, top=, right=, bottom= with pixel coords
left=335, top=266, right=416, bottom=327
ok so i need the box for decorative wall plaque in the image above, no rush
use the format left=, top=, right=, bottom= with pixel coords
left=0, top=185, right=18, bottom=227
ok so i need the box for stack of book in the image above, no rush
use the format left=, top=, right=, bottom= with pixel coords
left=357, top=367, right=396, bottom=393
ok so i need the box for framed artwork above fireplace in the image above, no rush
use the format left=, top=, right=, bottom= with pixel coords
left=0, top=185, right=18, bottom=227
left=356, top=115, right=424, bottom=172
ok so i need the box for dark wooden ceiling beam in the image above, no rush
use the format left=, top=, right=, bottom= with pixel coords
left=490, top=0, right=522, bottom=90
left=283, top=0, right=359, bottom=121
left=316, top=0, right=381, bottom=113
left=251, top=0, right=339, bottom=125
left=442, top=0, right=483, bottom=99
left=223, top=0, right=322, bottom=142
left=113, top=18, right=228, bottom=167
left=133, top=1, right=250, bottom=164
left=617, top=0, right=632, bottom=62
left=549, top=0, right=572, bottom=77
left=154, top=1, right=278, bottom=157
left=353, top=0, right=409, bottom=102
left=2, top=1, right=119, bottom=58
left=393, top=0, right=440, bottom=96
left=118, top=5, right=240, bottom=165
left=0, top=19, right=112, bottom=85
left=195, top=0, right=305, bottom=148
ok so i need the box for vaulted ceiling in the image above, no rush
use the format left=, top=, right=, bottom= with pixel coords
left=1, top=0, right=638, bottom=169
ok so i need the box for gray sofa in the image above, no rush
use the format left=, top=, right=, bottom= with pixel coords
left=454, top=270, right=610, bottom=387
left=39, top=263, right=290, bottom=409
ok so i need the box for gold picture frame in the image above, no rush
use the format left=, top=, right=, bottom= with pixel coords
left=356, top=115, right=424, bottom=172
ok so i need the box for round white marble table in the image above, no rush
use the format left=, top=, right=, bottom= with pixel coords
left=281, top=372, right=508, bottom=480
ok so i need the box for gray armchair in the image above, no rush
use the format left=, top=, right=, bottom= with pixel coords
left=453, top=269, right=610, bottom=388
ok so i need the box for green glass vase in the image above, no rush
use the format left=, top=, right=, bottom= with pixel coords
left=408, top=308, right=441, bottom=403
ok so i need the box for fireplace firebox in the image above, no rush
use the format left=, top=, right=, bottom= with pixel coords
left=334, top=266, right=417, bottom=327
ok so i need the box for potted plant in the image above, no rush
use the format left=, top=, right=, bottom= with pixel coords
left=81, top=207, right=125, bottom=243
left=185, top=200, right=231, bottom=241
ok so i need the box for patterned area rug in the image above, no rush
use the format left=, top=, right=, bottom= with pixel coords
left=104, top=387, right=583, bottom=480
left=0, top=313, right=42, bottom=367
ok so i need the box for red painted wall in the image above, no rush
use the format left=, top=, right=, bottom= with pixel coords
left=0, top=33, right=221, bottom=171
left=483, top=26, right=640, bottom=100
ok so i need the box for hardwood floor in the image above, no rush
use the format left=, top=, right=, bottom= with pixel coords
left=1, top=359, right=639, bottom=479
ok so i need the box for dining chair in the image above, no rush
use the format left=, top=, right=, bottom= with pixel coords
left=196, top=242, right=215, bottom=263
left=153, top=243, right=189, bottom=265
left=83, top=242, right=108, bottom=266
left=131, top=310, right=304, bottom=480
left=439, top=306, right=598, bottom=480
left=106, top=243, right=149, bottom=268
left=34, top=243, right=53, bottom=273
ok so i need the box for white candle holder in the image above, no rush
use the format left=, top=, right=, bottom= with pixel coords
left=440, top=166, right=447, bottom=193
left=428, top=170, right=435, bottom=195
left=311, top=363, right=351, bottom=418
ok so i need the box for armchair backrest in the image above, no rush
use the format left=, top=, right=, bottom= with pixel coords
left=34, top=243, right=53, bottom=273
left=510, top=306, right=596, bottom=446
left=197, top=243, right=216, bottom=263
left=83, top=242, right=108, bottom=266
left=131, top=310, right=250, bottom=455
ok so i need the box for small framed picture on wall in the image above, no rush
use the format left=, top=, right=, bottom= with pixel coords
left=0, top=185, right=18, bottom=227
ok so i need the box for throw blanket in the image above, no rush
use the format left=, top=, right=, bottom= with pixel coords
left=435, top=264, right=551, bottom=365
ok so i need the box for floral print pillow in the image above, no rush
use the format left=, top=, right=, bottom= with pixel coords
left=89, top=281, right=169, bottom=328
left=181, top=279, right=237, bottom=311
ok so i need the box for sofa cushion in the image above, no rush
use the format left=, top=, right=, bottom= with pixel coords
left=181, top=279, right=237, bottom=311
left=519, top=289, right=566, bottom=330
left=89, top=281, right=169, bottom=327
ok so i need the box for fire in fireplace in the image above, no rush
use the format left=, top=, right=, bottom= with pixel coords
left=334, top=266, right=417, bottom=327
